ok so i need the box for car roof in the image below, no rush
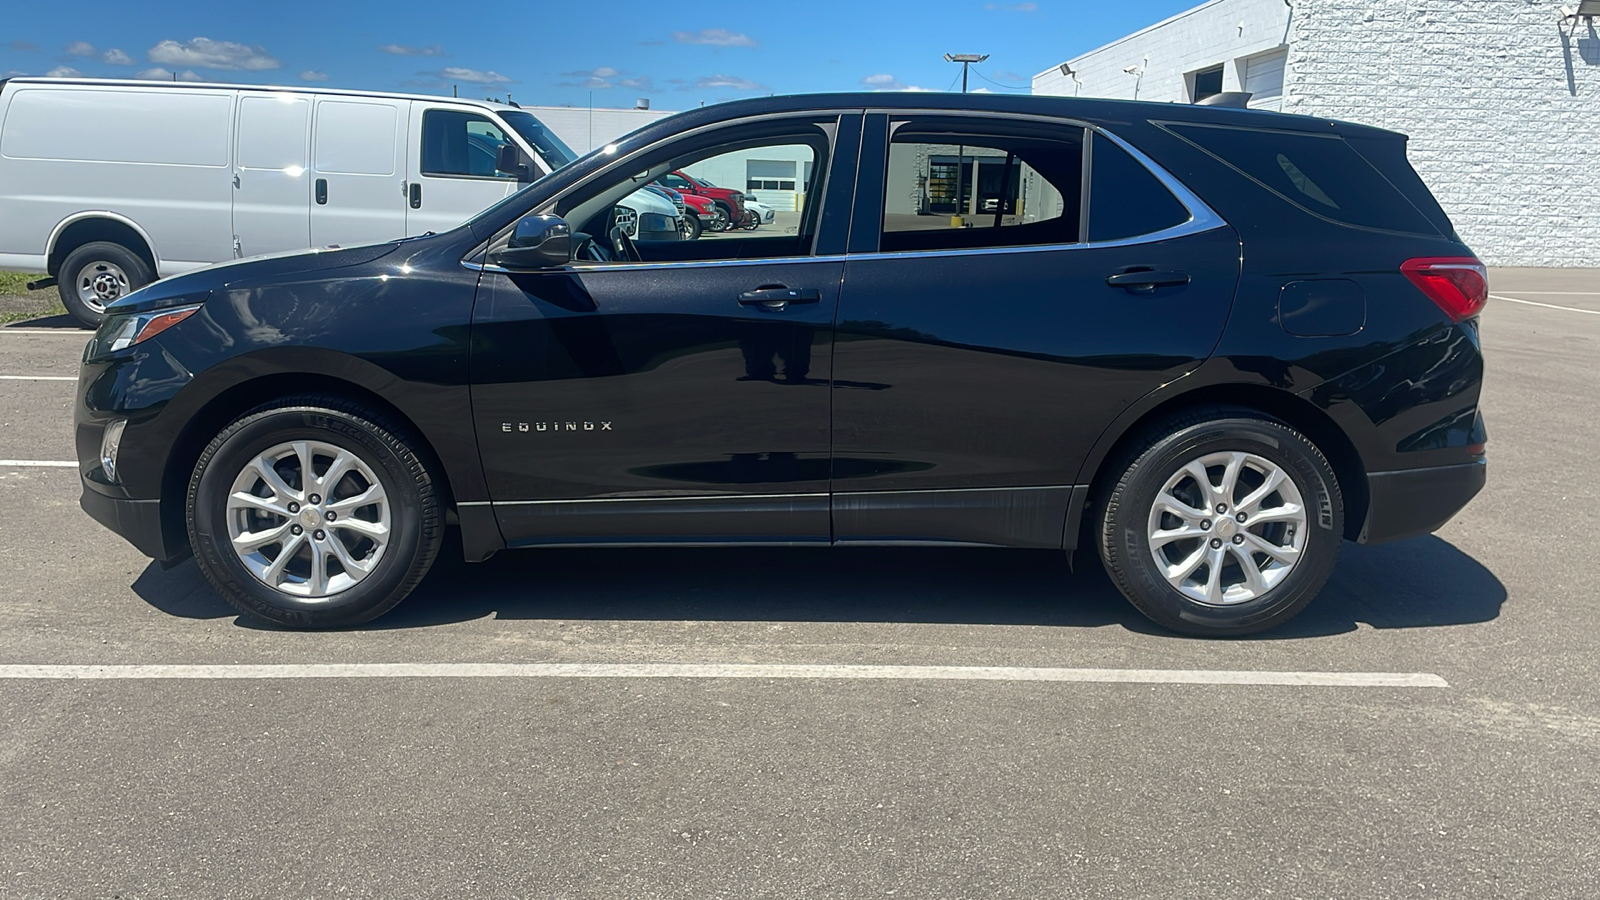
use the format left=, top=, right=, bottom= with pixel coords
left=0, top=76, right=516, bottom=111
left=628, top=91, right=1401, bottom=142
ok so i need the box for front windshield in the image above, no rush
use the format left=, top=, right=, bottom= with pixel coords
left=500, top=111, right=579, bottom=172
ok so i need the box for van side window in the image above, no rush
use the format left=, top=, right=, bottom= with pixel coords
left=879, top=122, right=1083, bottom=253
left=1088, top=134, right=1191, bottom=242
left=421, top=110, right=514, bottom=179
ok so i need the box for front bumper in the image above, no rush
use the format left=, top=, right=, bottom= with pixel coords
left=1360, top=460, right=1486, bottom=543
left=80, top=476, right=186, bottom=562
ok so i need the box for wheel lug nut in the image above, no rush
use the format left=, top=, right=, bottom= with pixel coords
left=290, top=524, right=303, bottom=535
left=1232, top=534, right=1245, bottom=545
left=1210, top=538, right=1223, bottom=549
left=313, top=529, right=326, bottom=541
left=1200, top=520, right=1211, bottom=531
left=1236, top=512, right=1247, bottom=523
left=1215, top=503, right=1228, bottom=513
left=287, top=502, right=300, bottom=514
left=325, top=510, right=337, bottom=521
left=308, top=493, right=321, bottom=505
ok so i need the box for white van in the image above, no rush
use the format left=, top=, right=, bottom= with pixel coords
left=0, top=77, right=679, bottom=325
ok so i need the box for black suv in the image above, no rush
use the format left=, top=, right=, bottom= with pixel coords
left=75, top=93, right=1488, bottom=636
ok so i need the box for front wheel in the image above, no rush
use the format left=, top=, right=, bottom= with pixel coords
left=682, top=212, right=702, bottom=240
left=1097, top=409, right=1343, bottom=637
left=707, top=204, right=731, bottom=232
left=186, top=396, right=444, bottom=628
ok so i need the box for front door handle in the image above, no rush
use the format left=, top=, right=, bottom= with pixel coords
left=1106, top=269, right=1190, bottom=292
left=738, top=287, right=821, bottom=309
left=315, top=178, right=328, bottom=205
left=409, top=182, right=422, bottom=209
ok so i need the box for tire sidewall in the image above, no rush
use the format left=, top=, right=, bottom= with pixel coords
left=1111, top=419, right=1342, bottom=635
left=59, top=241, right=152, bottom=328
left=188, top=407, right=425, bottom=627
left=684, top=213, right=702, bottom=240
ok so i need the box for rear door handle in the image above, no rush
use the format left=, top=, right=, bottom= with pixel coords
left=1106, top=269, right=1190, bottom=292
left=315, top=178, right=328, bottom=205
left=409, top=182, right=422, bottom=209
left=738, top=287, right=821, bottom=308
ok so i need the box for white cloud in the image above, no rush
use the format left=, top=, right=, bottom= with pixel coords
left=379, top=43, right=445, bottom=57
left=10, top=40, right=40, bottom=52
left=557, top=66, right=625, bottom=89
left=102, top=48, right=134, bottom=65
left=422, top=66, right=514, bottom=84
left=148, top=37, right=280, bottom=71
left=618, top=75, right=653, bottom=90
left=672, top=29, right=756, bottom=47
left=45, top=66, right=83, bottom=77
left=861, top=73, right=933, bottom=92
left=63, top=41, right=96, bottom=58
left=135, top=67, right=204, bottom=82
left=686, top=74, right=767, bottom=91
left=299, top=70, right=329, bottom=81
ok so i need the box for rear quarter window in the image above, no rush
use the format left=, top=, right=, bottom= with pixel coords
left=1162, top=122, right=1438, bottom=235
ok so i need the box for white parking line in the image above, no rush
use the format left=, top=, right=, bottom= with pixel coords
left=0, top=375, right=76, bottom=381
left=0, top=662, right=1449, bottom=687
left=0, top=460, right=77, bottom=467
left=0, top=329, right=90, bottom=337
left=1494, top=290, right=1600, bottom=295
left=1491, top=294, right=1600, bottom=316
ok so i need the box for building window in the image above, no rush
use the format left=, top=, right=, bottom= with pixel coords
left=746, top=159, right=798, bottom=193
left=1190, top=65, right=1224, bottom=102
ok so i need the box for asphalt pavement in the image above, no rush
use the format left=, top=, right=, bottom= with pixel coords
left=1, top=269, right=1597, bottom=899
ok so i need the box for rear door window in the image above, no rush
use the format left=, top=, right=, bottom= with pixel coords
left=877, top=118, right=1085, bottom=253
left=1164, top=122, right=1438, bottom=234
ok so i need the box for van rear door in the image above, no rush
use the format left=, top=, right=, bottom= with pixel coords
left=232, top=93, right=312, bottom=258
left=309, top=98, right=407, bottom=247
left=403, top=103, right=519, bottom=236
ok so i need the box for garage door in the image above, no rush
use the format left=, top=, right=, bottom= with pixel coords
left=746, top=159, right=799, bottom=211
left=1244, top=49, right=1287, bottom=112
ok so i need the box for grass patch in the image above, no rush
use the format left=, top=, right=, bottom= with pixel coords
left=0, top=270, right=42, bottom=294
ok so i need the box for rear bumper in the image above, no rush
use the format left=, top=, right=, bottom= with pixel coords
left=80, top=477, right=186, bottom=563
left=1360, top=460, right=1486, bottom=543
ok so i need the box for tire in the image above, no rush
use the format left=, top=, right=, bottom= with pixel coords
left=58, top=241, right=153, bottom=328
left=1097, top=407, right=1343, bottom=637
left=708, top=203, right=731, bottom=232
left=186, top=395, right=444, bottom=628
left=683, top=213, right=702, bottom=240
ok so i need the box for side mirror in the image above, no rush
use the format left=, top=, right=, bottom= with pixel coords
left=489, top=215, right=571, bottom=270
left=496, top=143, right=532, bottom=182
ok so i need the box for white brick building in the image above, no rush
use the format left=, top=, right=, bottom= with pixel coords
left=1033, top=0, right=1600, bottom=267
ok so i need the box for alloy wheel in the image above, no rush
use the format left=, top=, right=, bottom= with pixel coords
left=1146, top=450, right=1308, bottom=606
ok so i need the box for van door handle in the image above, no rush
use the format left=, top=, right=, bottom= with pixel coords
left=1106, top=269, right=1190, bottom=293
left=738, top=287, right=821, bottom=309
left=409, top=183, right=422, bottom=209
left=315, top=178, right=328, bottom=205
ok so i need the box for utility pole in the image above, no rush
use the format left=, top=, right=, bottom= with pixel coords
left=943, top=54, right=988, bottom=224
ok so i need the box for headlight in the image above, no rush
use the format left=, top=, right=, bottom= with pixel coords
left=86, top=303, right=204, bottom=361
left=100, top=418, right=127, bottom=482
left=732, top=192, right=744, bottom=203
left=638, top=212, right=675, bottom=233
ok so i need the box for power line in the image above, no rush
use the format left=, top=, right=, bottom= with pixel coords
left=969, top=67, right=1031, bottom=91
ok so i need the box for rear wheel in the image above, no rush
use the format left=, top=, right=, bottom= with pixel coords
left=59, top=241, right=153, bottom=328
left=1097, top=408, right=1343, bottom=637
left=186, top=396, right=443, bottom=628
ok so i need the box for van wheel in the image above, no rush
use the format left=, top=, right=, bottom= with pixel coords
left=59, top=241, right=153, bottom=328
left=186, top=396, right=444, bottom=629
left=1097, top=408, right=1343, bottom=637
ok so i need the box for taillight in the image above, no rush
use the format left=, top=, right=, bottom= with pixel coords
left=1401, top=257, right=1488, bottom=322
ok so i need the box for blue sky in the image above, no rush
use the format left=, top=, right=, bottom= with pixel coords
left=2, top=0, right=1193, bottom=109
